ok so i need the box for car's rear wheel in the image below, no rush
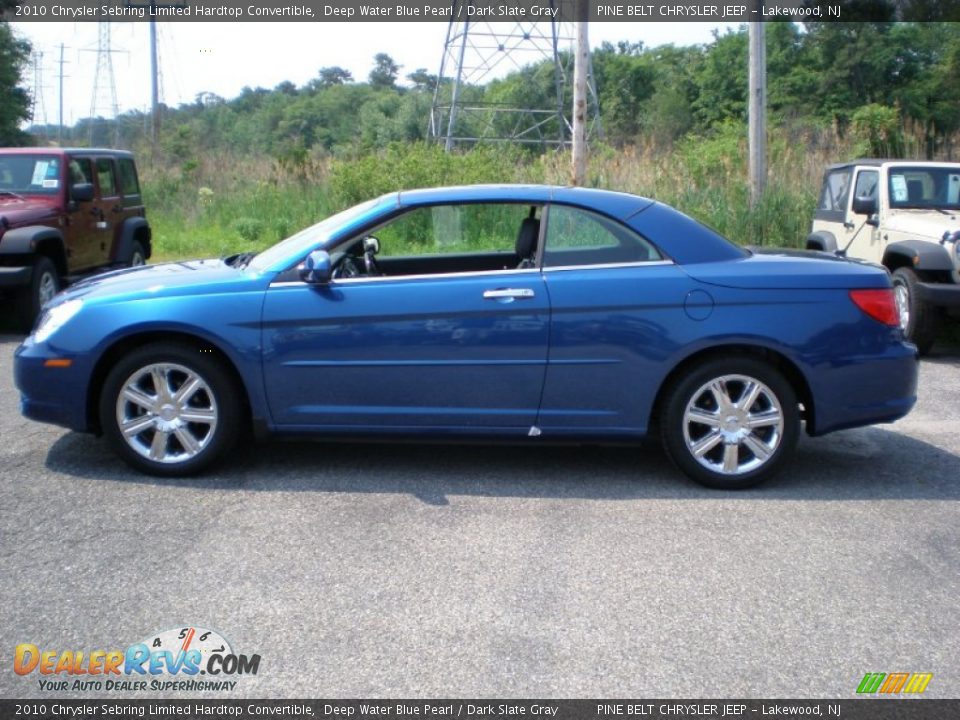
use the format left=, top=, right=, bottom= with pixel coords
left=14, top=256, right=59, bottom=332
left=892, top=267, right=940, bottom=355
left=660, top=357, right=800, bottom=490
left=99, top=343, right=242, bottom=476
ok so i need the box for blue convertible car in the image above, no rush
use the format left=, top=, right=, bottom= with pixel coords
left=14, top=185, right=917, bottom=488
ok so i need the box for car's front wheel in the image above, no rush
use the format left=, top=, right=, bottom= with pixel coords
left=100, top=343, right=242, bottom=476
left=891, top=267, right=941, bottom=355
left=660, top=358, right=800, bottom=490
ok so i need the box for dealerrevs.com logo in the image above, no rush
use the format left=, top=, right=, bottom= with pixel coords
left=14, top=626, right=261, bottom=692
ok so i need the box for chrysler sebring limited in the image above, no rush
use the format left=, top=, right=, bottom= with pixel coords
left=14, top=185, right=918, bottom=489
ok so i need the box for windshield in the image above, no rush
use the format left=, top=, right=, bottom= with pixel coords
left=246, top=195, right=396, bottom=273
left=0, top=154, right=62, bottom=196
left=888, top=166, right=960, bottom=210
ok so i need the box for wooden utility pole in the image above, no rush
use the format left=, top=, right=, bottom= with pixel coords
left=57, top=43, right=66, bottom=145
left=570, top=4, right=588, bottom=186
left=150, top=19, right=160, bottom=146
left=748, top=20, right=766, bottom=210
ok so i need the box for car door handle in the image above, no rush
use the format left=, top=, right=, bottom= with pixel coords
left=483, top=288, right=535, bottom=300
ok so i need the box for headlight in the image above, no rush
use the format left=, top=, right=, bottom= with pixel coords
left=33, top=299, right=83, bottom=343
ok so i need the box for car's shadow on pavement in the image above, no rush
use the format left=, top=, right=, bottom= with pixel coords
left=44, top=424, right=960, bottom=504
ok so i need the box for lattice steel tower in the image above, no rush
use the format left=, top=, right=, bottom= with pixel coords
left=87, top=22, right=121, bottom=146
left=429, top=3, right=600, bottom=150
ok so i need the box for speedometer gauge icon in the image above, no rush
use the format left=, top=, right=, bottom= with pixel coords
left=139, top=626, right=233, bottom=666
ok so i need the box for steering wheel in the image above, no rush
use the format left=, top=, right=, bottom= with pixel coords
left=333, top=256, right=362, bottom=279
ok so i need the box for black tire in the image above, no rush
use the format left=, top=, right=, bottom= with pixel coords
left=14, top=256, right=59, bottom=332
left=891, top=267, right=941, bottom=355
left=99, top=342, right=243, bottom=476
left=660, top=357, right=800, bottom=490
left=128, top=239, right=147, bottom=267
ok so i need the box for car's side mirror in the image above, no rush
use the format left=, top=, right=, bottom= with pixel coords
left=851, top=194, right=877, bottom=216
left=299, top=249, right=332, bottom=284
left=363, top=236, right=380, bottom=255
left=71, top=182, right=94, bottom=203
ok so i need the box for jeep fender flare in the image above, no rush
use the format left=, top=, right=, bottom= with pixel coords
left=111, top=217, right=152, bottom=263
left=0, top=225, right=68, bottom=276
left=882, top=240, right=954, bottom=273
left=805, top=230, right=838, bottom=253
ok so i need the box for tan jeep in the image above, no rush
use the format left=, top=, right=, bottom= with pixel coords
left=808, top=159, right=960, bottom=354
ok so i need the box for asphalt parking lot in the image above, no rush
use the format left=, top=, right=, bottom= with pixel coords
left=1, top=332, right=958, bottom=699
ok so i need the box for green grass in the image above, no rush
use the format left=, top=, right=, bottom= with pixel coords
left=138, top=130, right=847, bottom=261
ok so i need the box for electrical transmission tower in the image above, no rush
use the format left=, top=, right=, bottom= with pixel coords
left=429, top=2, right=600, bottom=150
left=83, top=23, right=123, bottom=147
left=30, top=51, right=49, bottom=133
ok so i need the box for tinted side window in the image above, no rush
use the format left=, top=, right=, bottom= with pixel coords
left=118, top=158, right=140, bottom=196
left=853, top=170, right=878, bottom=202
left=818, top=169, right=852, bottom=212
left=96, top=158, right=118, bottom=197
left=69, top=158, right=94, bottom=197
left=543, top=205, right=662, bottom=268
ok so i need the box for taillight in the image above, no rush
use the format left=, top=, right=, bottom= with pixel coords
left=849, top=288, right=899, bottom=326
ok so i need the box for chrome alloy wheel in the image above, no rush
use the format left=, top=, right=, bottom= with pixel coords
left=682, top=374, right=785, bottom=476
left=115, top=363, right=219, bottom=464
left=37, top=270, right=57, bottom=307
left=894, top=282, right=910, bottom=331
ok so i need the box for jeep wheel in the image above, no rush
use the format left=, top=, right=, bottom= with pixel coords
left=892, top=267, right=941, bottom=355
left=129, top=239, right=147, bottom=267
left=14, top=256, right=59, bottom=332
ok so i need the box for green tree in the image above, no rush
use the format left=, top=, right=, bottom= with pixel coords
left=0, top=22, right=32, bottom=145
left=369, top=53, right=400, bottom=89
left=692, top=28, right=747, bottom=127
left=312, top=66, right=353, bottom=89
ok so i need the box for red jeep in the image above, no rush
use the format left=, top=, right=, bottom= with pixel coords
left=0, top=147, right=152, bottom=330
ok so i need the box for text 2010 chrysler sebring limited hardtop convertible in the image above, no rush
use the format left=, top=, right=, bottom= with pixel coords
left=15, top=185, right=918, bottom=489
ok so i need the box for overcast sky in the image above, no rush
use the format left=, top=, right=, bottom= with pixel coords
left=11, top=21, right=739, bottom=127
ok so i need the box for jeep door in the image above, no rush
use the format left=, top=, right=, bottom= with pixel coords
left=845, top=167, right=881, bottom=262
left=91, top=157, right=124, bottom=266
left=64, top=156, right=105, bottom=271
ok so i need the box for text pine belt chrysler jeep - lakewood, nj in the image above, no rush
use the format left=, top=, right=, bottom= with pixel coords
left=807, top=160, right=960, bottom=354
left=0, top=148, right=152, bottom=331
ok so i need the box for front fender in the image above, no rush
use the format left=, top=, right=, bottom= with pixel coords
left=883, top=240, right=954, bottom=272
left=0, top=225, right=64, bottom=254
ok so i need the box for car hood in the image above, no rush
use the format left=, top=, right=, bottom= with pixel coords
left=682, top=249, right=891, bottom=290
left=53, top=258, right=271, bottom=306
left=0, top=197, right=59, bottom=228
left=885, top=210, right=960, bottom=241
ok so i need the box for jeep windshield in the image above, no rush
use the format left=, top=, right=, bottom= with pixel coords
left=0, top=154, right=62, bottom=197
left=888, top=165, right=960, bottom=210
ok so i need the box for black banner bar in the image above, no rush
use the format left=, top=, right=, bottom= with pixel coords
left=5, top=0, right=960, bottom=23
left=1, top=700, right=959, bottom=720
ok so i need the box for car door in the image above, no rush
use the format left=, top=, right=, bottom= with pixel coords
left=261, top=203, right=550, bottom=431
left=536, top=204, right=694, bottom=435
